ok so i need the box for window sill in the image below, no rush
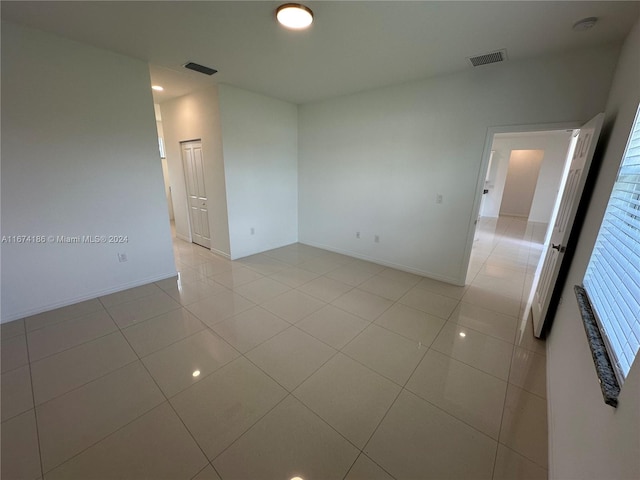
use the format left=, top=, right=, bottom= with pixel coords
left=574, top=285, right=620, bottom=407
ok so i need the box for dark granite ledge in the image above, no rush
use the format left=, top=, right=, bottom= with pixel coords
left=574, top=285, right=620, bottom=407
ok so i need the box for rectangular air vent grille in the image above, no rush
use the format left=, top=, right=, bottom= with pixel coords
left=184, top=62, right=218, bottom=75
left=468, top=49, right=507, bottom=67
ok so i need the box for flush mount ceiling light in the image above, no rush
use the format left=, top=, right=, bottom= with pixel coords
left=276, top=3, right=314, bottom=30
left=573, top=17, right=598, bottom=31
left=151, top=85, right=164, bottom=91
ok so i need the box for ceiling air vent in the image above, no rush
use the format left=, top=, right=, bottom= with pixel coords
left=468, top=49, right=508, bottom=67
left=184, top=62, right=218, bottom=76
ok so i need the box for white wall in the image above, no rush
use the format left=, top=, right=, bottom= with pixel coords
left=547, top=18, right=640, bottom=480
left=499, top=149, right=544, bottom=218
left=1, top=22, right=176, bottom=322
left=481, top=149, right=508, bottom=219
left=160, top=86, right=231, bottom=257
left=218, top=84, right=299, bottom=259
left=160, top=157, right=174, bottom=221
left=299, top=45, right=619, bottom=284
left=529, top=134, right=573, bottom=223
left=155, top=116, right=174, bottom=220
left=482, top=131, right=573, bottom=222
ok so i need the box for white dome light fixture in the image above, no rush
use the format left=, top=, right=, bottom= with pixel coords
left=276, top=3, right=314, bottom=30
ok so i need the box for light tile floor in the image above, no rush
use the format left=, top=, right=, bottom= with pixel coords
left=1, top=215, right=548, bottom=479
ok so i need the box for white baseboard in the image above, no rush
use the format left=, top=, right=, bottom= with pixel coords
left=174, top=234, right=230, bottom=260
left=298, top=240, right=464, bottom=286
left=176, top=232, right=191, bottom=242
left=1, top=271, right=178, bottom=324
left=210, top=247, right=231, bottom=259
left=230, top=240, right=299, bottom=261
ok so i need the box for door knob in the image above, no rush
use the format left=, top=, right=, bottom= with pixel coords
left=552, top=243, right=565, bottom=253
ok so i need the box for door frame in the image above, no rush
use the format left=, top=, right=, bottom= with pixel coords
left=461, top=121, right=581, bottom=284
left=179, top=138, right=205, bottom=246
left=531, top=113, right=604, bottom=337
left=172, top=138, right=202, bottom=243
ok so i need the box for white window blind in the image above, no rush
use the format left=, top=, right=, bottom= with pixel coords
left=584, top=103, right=640, bottom=382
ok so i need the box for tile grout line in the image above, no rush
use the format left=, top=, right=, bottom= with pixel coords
left=468, top=218, right=548, bottom=477
left=1, top=360, right=34, bottom=380
left=337, top=304, right=450, bottom=470
left=104, top=299, right=220, bottom=480
left=31, top=357, right=142, bottom=413
left=385, top=292, right=527, bottom=448
left=396, top=293, right=521, bottom=446
left=113, top=275, right=349, bottom=478
left=204, top=234, right=534, bottom=471
left=25, top=295, right=191, bottom=405
left=11, top=232, right=548, bottom=478
left=34, top=298, right=168, bottom=475
left=481, top=225, right=509, bottom=480
left=489, top=218, right=541, bottom=478
left=21, top=301, right=105, bottom=335
left=341, top=451, right=398, bottom=480
left=351, top=378, right=405, bottom=472
left=33, top=296, right=201, bottom=476
left=37, top=384, right=164, bottom=476
left=27, top=327, right=122, bottom=366
left=241, top=324, right=340, bottom=395
left=189, top=462, right=214, bottom=480
left=24, top=286, right=208, bottom=368
left=444, top=314, right=521, bottom=344
left=206, top=393, right=290, bottom=471
left=98, top=283, right=166, bottom=309
left=19, top=319, right=46, bottom=480
left=166, top=349, right=291, bottom=478
left=200, top=312, right=376, bottom=475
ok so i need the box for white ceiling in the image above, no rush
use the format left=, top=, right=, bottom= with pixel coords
left=2, top=1, right=638, bottom=104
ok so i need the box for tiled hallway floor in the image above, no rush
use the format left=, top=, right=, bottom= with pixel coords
left=1, top=216, right=548, bottom=479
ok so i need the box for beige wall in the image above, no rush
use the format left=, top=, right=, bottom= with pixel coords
left=482, top=131, right=573, bottom=223
left=499, top=150, right=545, bottom=218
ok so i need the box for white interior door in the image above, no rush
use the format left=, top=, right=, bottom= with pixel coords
left=181, top=141, right=211, bottom=248
left=531, top=113, right=604, bottom=337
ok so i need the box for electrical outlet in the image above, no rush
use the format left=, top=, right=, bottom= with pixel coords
left=117, top=253, right=128, bottom=263
left=374, top=235, right=380, bottom=243
left=250, top=227, right=255, bottom=235
left=356, top=231, right=360, bottom=239
left=436, top=194, right=443, bottom=204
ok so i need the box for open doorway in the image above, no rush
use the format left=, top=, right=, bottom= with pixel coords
left=466, top=115, right=604, bottom=340
left=479, top=130, right=575, bottom=230
left=467, top=128, right=578, bottom=285
left=499, top=149, right=545, bottom=219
